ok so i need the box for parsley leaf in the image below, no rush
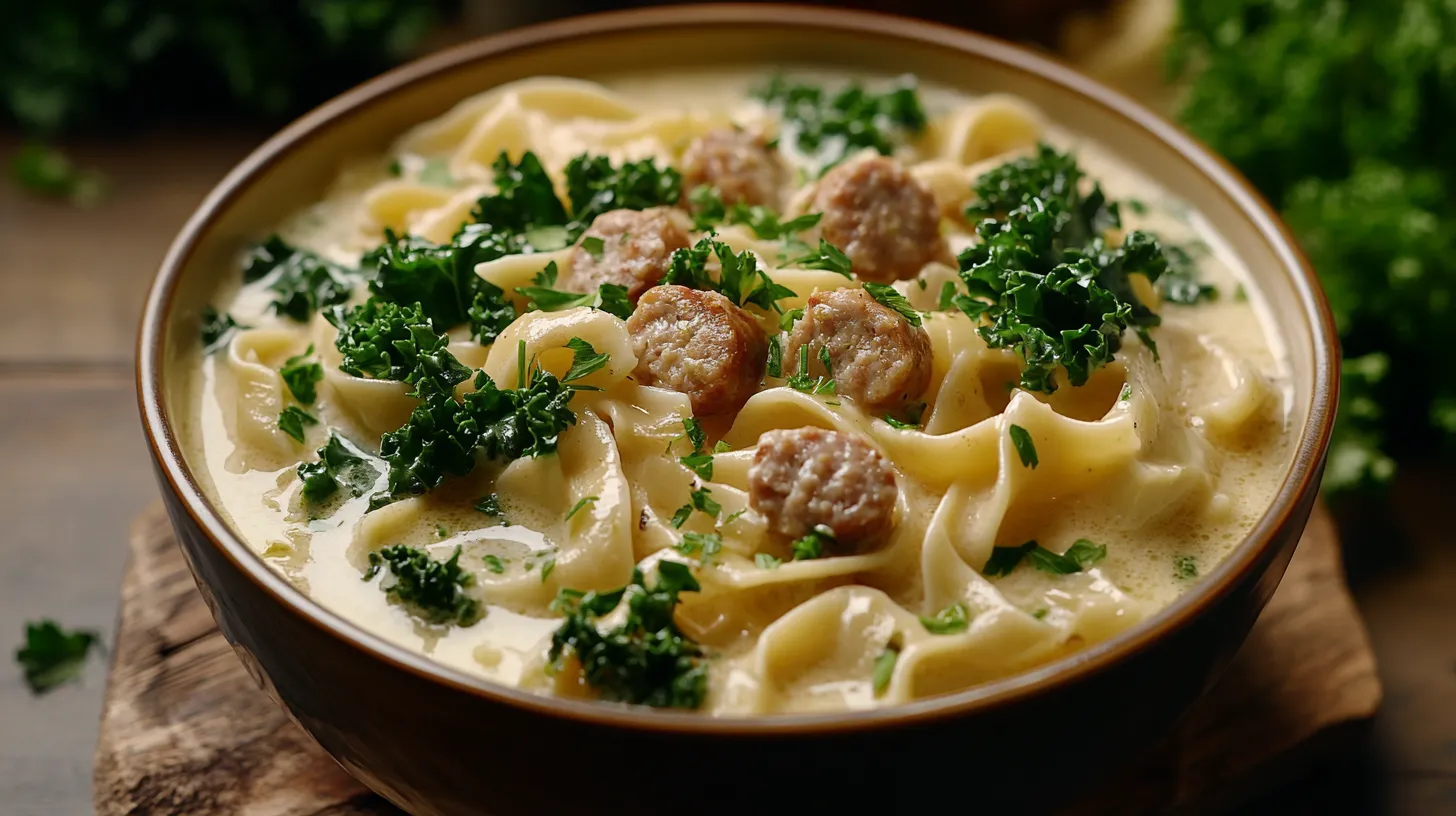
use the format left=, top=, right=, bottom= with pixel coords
left=862, top=282, right=922, bottom=326
left=675, top=531, right=724, bottom=565
left=548, top=563, right=707, bottom=708
left=365, top=544, right=480, bottom=626
left=786, top=344, right=835, bottom=395
left=580, top=235, right=606, bottom=258
left=755, top=75, right=928, bottom=175
left=789, top=239, right=853, bottom=278
left=872, top=646, right=899, bottom=696
left=297, top=434, right=380, bottom=504
left=243, top=236, right=354, bottom=322
left=660, top=234, right=797, bottom=313
left=1008, top=424, right=1038, bottom=469
left=474, top=494, right=504, bottom=518
left=563, top=154, right=683, bottom=234
left=277, top=406, right=318, bottom=443
left=755, top=552, right=782, bottom=569
left=516, top=262, right=634, bottom=320
left=791, top=524, right=836, bottom=560
left=983, top=539, right=1106, bottom=577
left=482, top=554, right=506, bottom=574
left=1065, top=539, right=1107, bottom=568
left=687, top=184, right=823, bottom=239
left=562, top=337, right=610, bottom=383
left=919, top=602, right=970, bottom=635
left=671, top=486, right=722, bottom=528
left=280, top=344, right=324, bottom=404
left=15, top=620, right=102, bottom=694
left=673, top=418, right=715, bottom=480
left=200, top=306, right=247, bottom=353
left=364, top=227, right=517, bottom=338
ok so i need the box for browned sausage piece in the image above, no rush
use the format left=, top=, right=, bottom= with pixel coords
left=626, top=284, right=769, bottom=416
left=571, top=207, right=691, bottom=303
left=681, top=128, right=782, bottom=208
left=748, top=427, right=897, bottom=550
left=785, top=287, right=932, bottom=414
left=809, top=155, right=947, bottom=283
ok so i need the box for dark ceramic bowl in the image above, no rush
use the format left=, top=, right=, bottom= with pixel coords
left=137, top=5, right=1339, bottom=814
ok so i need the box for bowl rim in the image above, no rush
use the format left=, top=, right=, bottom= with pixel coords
left=137, top=2, right=1340, bottom=735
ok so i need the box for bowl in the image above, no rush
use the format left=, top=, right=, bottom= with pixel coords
left=136, top=5, right=1339, bottom=813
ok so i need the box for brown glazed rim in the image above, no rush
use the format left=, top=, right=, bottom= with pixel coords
left=138, top=4, right=1339, bottom=735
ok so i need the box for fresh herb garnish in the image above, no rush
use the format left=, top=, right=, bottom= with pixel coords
left=754, top=552, right=782, bottom=569
left=872, top=646, right=899, bottom=696
left=243, top=236, right=354, bottom=322
left=565, top=496, right=598, bottom=521
left=515, top=261, right=634, bottom=320
left=297, top=434, right=380, bottom=504
left=660, top=233, right=797, bottom=313
left=862, top=282, right=922, bottom=326
left=474, top=494, right=504, bottom=518
left=791, top=524, right=836, bottom=560
left=919, top=602, right=970, bottom=635
left=1157, top=244, right=1218, bottom=305
left=280, top=344, right=324, bottom=404
left=548, top=562, right=707, bottom=708
left=539, top=557, right=556, bottom=582
left=200, top=306, right=246, bottom=353
left=674, top=531, right=724, bottom=565
left=562, top=153, right=683, bottom=235
left=482, top=554, right=505, bottom=574
left=687, top=185, right=822, bottom=238
left=937, top=280, right=957, bottom=311
left=1008, top=424, right=1038, bottom=469
left=766, top=335, right=784, bottom=378
left=672, top=418, right=715, bottom=480
left=326, top=300, right=472, bottom=398
left=561, top=337, right=611, bottom=383
left=949, top=144, right=1172, bottom=393
left=786, top=345, right=835, bottom=396
left=365, top=544, right=480, bottom=626
left=755, top=75, right=927, bottom=174
left=417, top=157, right=453, bottom=187
left=15, top=620, right=102, bottom=694
left=277, top=406, right=318, bottom=443
left=670, top=487, right=722, bottom=528
left=983, top=538, right=1106, bottom=577
left=1174, top=554, right=1199, bottom=580
left=788, top=239, right=853, bottom=278
left=580, top=235, right=606, bottom=258
left=364, top=228, right=517, bottom=342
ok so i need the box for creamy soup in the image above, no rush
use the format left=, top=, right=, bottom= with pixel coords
left=184, top=70, right=1292, bottom=715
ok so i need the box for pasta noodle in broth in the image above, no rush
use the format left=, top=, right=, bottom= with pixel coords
left=184, top=69, right=1293, bottom=716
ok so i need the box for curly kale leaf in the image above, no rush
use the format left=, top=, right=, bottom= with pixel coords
left=326, top=300, right=470, bottom=398
left=200, top=306, right=247, bottom=353
left=563, top=154, right=682, bottom=234
left=548, top=561, right=707, bottom=708
left=755, top=74, right=927, bottom=174
left=242, top=236, right=354, bottom=321
left=364, top=227, right=516, bottom=338
left=660, top=233, right=796, bottom=313
left=469, top=151, right=569, bottom=241
left=297, top=434, right=381, bottom=504
left=365, top=544, right=480, bottom=626
left=965, top=143, right=1120, bottom=247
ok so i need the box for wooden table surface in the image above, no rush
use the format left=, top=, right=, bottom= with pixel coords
left=1, top=16, right=1454, bottom=815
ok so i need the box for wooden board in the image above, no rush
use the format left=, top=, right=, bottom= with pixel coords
left=92, top=503, right=1380, bottom=815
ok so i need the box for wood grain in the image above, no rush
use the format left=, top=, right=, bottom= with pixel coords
left=93, top=502, right=1378, bottom=815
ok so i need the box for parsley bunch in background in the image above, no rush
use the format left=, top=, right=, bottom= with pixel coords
left=1170, top=0, right=1456, bottom=497
left=4, top=0, right=459, bottom=200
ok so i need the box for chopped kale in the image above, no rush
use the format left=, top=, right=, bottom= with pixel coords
left=983, top=539, right=1106, bottom=577
left=687, top=185, right=822, bottom=239
left=242, top=236, right=354, bottom=322
left=755, top=75, right=927, bottom=174
left=200, top=306, right=246, bottom=354
left=280, top=344, right=324, bottom=404
left=277, top=406, right=318, bottom=443
left=365, top=544, right=480, bottom=626
left=862, top=282, right=922, bottom=326
left=364, top=227, right=517, bottom=339
left=515, top=262, right=634, bottom=320
left=1157, top=244, right=1218, bottom=305
left=548, top=562, right=707, bottom=708
left=563, top=153, right=682, bottom=234
left=791, top=525, right=837, bottom=560
left=660, top=234, right=797, bottom=313
left=674, top=531, right=723, bottom=565
left=326, top=300, right=471, bottom=399
left=15, top=620, right=102, bottom=694
left=297, top=434, right=380, bottom=504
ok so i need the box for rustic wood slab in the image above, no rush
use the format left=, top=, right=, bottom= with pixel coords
left=93, top=503, right=1380, bottom=815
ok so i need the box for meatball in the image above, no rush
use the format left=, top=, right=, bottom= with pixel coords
left=748, top=427, right=897, bottom=550
left=626, top=284, right=769, bottom=416
left=681, top=128, right=782, bottom=208
left=785, top=287, right=932, bottom=413
left=809, top=155, right=947, bottom=283
left=571, top=208, right=691, bottom=303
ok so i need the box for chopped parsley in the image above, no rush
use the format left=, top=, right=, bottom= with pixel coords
left=16, top=620, right=102, bottom=694
left=687, top=185, right=822, bottom=238
left=482, top=554, right=506, bottom=574
left=983, top=538, right=1107, bottom=577
left=580, top=235, right=606, bottom=258
left=280, top=344, right=324, bottom=404
left=561, top=337, right=610, bottom=383
left=562, top=153, right=683, bottom=235
left=297, top=434, right=379, bottom=504
left=670, top=486, right=722, bottom=528
left=660, top=234, right=797, bottom=313
left=871, top=646, right=899, bottom=696
left=365, top=544, right=480, bottom=626
left=277, top=406, right=318, bottom=443
left=755, top=75, right=928, bottom=174
left=786, top=345, right=835, bottom=396
left=327, top=300, right=472, bottom=398
left=515, top=261, right=634, bottom=320
left=791, top=525, right=836, bottom=560
left=565, top=496, right=598, bottom=521
left=363, top=227, right=517, bottom=342
left=1174, top=554, right=1199, bottom=580
left=950, top=144, right=1173, bottom=393
left=548, top=562, right=707, bottom=708
left=1008, top=424, right=1038, bottom=469
left=540, top=557, right=556, bottom=582
left=919, top=602, right=971, bottom=635
left=862, top=282, right=922, bottom=326
left=674, top=531, right=724, bottom=565
left=766, top=335, right=784, bottom=378
left=200, top=306, right=246, bottom=353
left=474, top=493, right=504, bottom=518
left=754, top=552, right=782, bottom=569
left=242, top=236, right=354, bottom=322
left=673, top=418, right=716, bottom=481
left=937, top=280, right=957, bottom=311
left=1157, top=244, right=1218, bottom=305
left=787, top=239, right=853, bottom=278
